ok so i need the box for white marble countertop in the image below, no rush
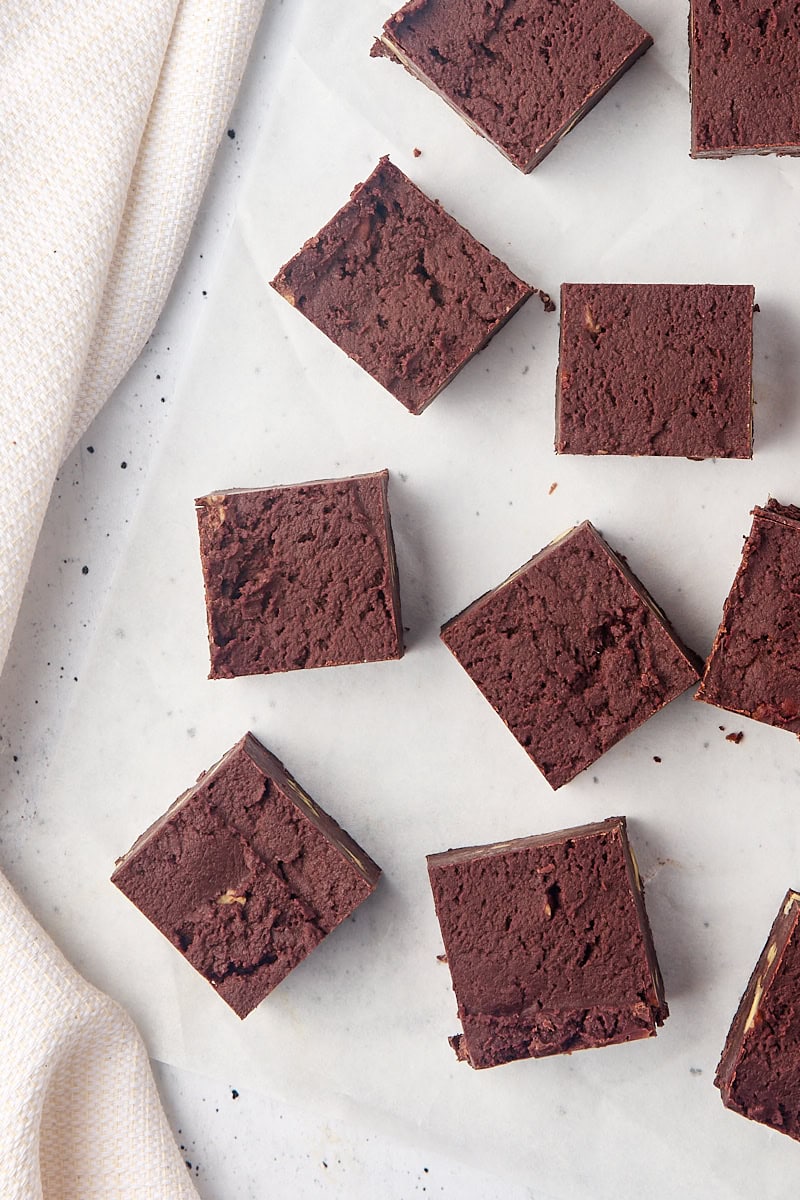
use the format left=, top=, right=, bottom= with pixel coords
left=5, top=0, right=800, bottom=1194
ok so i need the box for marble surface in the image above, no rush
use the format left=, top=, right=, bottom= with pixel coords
left=5, top=0, right=800, bottom=1194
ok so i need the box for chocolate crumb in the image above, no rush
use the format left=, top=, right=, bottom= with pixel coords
left=538, top=289, right=556, bottom=313
left=413, top=147, right=422, bottom=157
left=653, top=755, right=661, bottom=763
left=120, top=461, right=128, bottom=469
left=81, top=565, right=89, bottom=575
left=231, top=1088, right=239, bottom=1100
left=227, top=129, right=235, bottom=139
left=548, top=482, right=558, bottom=495
left=726, top=731, right=744, bottom=745
left=436, top=953, right=447, bottom=964
left=86, top=445, right=94, bottom=454
left=719, top=725, right=726, bottom=731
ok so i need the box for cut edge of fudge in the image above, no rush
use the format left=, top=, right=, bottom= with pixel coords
left=695, top=499, right=800, bottom=729
left=372, top=9, right=652, bottom=173
left=112, top=732, right=381, bottom=890
left=554, top=283, right=756, bottom=460
left=111, top=733, right=380, bottom=1017
left=689, top=0, right=800, bottom=160
left=427, top=816, right=668, bottom=1069
left=441, top=519, right=703, bottom=689
left=441, top=521, right=702, bottom=788
left=715, top=889, right=800, bottom=1138
left=269, top=157, right=536, bottom=414
left=195, top=468, right=404, bottom=678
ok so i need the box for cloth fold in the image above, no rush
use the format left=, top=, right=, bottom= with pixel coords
left=0, top=0, right=265, bottom=1194
left=0, top=873, right=199, bottom=1200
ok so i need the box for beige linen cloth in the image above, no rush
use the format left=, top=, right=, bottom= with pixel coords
left=0, top=1, right=265, bottom=1195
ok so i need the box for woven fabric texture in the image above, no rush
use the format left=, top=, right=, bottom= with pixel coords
left=0, top=1, right=265, bottom=1194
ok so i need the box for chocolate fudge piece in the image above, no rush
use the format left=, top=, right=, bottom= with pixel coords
left=270, top=158, right=534, bottom=414
left=196, top=469, right=403, bottom=679
left=112, top=733, right=380, bottom=1018
left=556, top=284, right=755, bottom=459
left=691, top=2, right=800, bottom=158
left=697, top=500, right=800, bottom=732
left=441, top=522, right=701, bottom=789
left=716, top=890, right=800, bottom=1139
left=427, top=816, right=668, bottom=1069
left=372, top=0, right=652, bottom=172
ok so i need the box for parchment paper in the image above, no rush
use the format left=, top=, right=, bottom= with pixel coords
left=18, top=0, right=800, bottom=1192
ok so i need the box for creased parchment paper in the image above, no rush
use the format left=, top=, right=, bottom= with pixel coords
left=11, top=0, right=800, bottom=1193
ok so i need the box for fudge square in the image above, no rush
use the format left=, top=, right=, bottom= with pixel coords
left=691, top=1, right=800, bottom=158
left=716, top=890, right=800, bottom=1140
left=427, top=816, right=668, bottom=1069
left=111, top=733, right=380, bottom=1018
left=697, top=500, right=800, bottom=733
left=372, top=0, right=652, bottom=173
left=441, top=521, right=701, bottom=789
left=270, top=158, right=534, bottom=414
left=556, top=284, right=755, bottom=459
left=196, top=469, right=403, bottom=679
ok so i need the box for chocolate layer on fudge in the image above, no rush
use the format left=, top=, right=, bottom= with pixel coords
left=441, top=522, right=701, bottom=789
left=112, top=733, right=380, bottom=1018
left=716, top=890, right=800, bottom=1140
left=697, top=501, right=800, bottom=732
left=270, top=158, right=534, bottom=414
left=196, top=469, right=403, bottom=678
left=428, top=816, right=668, bottom=1069
left=691, top=1, right=800, bottom=158
left=372, top=0, right=652, bottom=172
left=556, top=284, right=755, bottom=459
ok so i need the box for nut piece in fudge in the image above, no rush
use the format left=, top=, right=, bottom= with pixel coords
left=196, top=469, right=403, bottom=679
left=372, top=0, right=652, bottom=172
left=427, top=816, right=668, bottom=1069
left=111, top=733, right=380, bottom=1018
left=270, top=158, right=535, bottom=414
left=716, top=890, right=800, bottom=1140
left=441, top=521, right=701, bottom=789
left=696, top=500, right=800, bottom=733
left=556, top=284, right=755, bottom=459
left=691, top=2, right=800, bottom=158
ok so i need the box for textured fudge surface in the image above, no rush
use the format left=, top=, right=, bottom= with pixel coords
left=428, top=816, right=668, bottom=1069
left=716, top=891, right=800, bottom=1140
left=697, top=500, right=800, bottom=732
left=196, top=470, right=403, bottom=678
left=441, top=522, right=701, bottom=789
left=270, top=158, right=533, bottom=414
left=112, top=733, right=380, bottom=1018
left=374, top=0, right=652, bottom=171
left=556, top=284, right=755, bottom=459
left=691, top=1, right=800, bottom=157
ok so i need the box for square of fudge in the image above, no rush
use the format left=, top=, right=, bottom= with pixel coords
left=697, top=500, right=800, bottom=733
left=441, top=521, right=701, bottom=789
left=270, top=158, right=535, bottom=414
left=556, top=284, right=755, bottom=459
left=111, top=733, right=380, bottom=1018
left=196, top=469, right=403, bottom=679
left=716, top=890, right=800, bottom=1140
left=372, top=0, right=652, bottom=173
left=427, top=816, right=668, bottom=1069
left=691, top=2, right=800, bottom=158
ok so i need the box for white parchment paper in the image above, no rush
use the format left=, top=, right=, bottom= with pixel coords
left=17, top=0, right=800, bottom=1193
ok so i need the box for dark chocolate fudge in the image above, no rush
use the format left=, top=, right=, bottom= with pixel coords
left=428, top=816, right=668, bottom=1069
left=691, top=2, right=800, bottom=158
left=196, top=469, right=403, bottom=679
left=270, top=158, right=534, bottom=414
left=372, top=0, right=652, bottom=172
left=556, top=284, right=755, bottom=459
left=697, top=500, right=800, bottom=732
left=441, top=522, right=701, bottom=789
left=716, top=890, right=800, bottom=1139
left=112, top=733, right=380, bottom=1018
